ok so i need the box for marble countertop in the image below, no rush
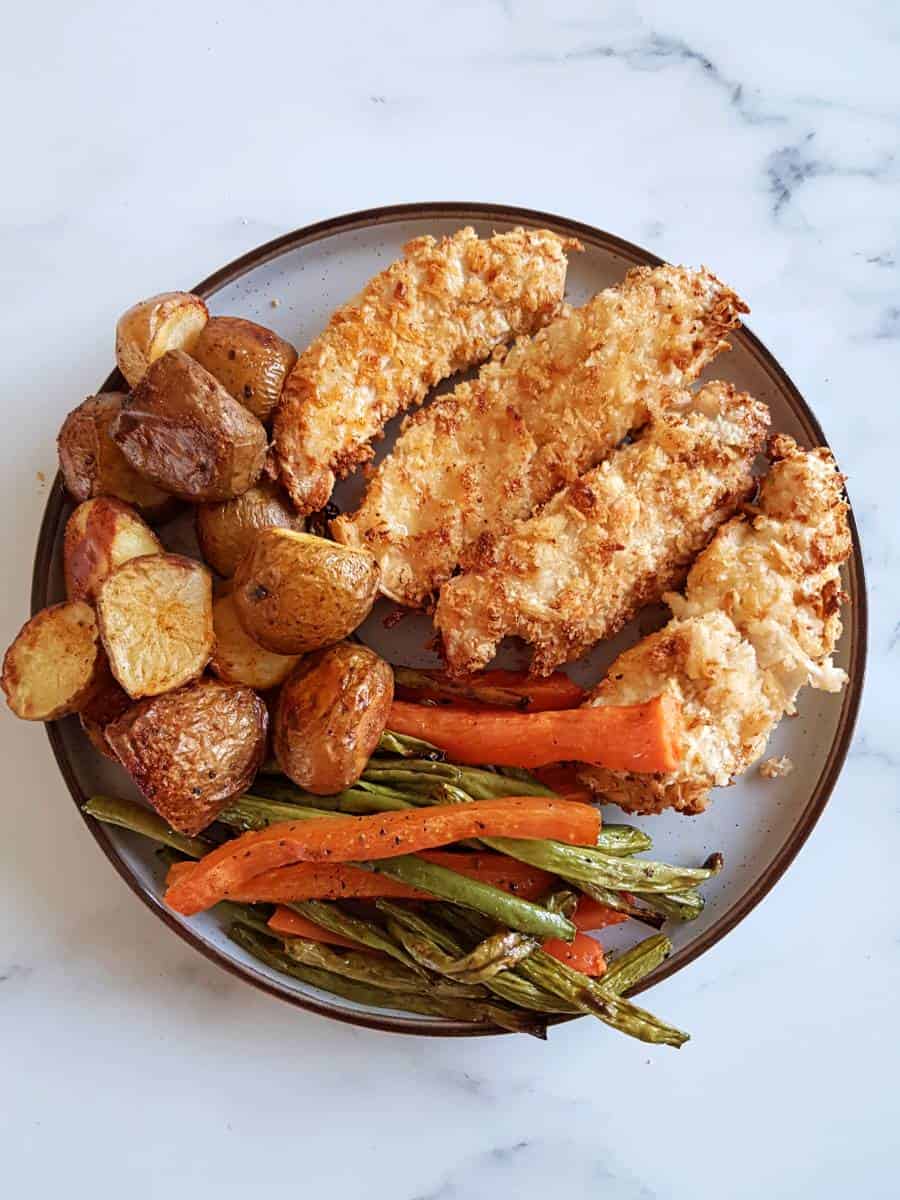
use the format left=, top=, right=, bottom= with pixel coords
left=2, top=3, right=897, bottom=1197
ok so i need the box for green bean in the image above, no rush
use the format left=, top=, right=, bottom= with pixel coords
left=572, top=882, right=666, bottom=930
left=281, top=938, right=478, bottom=995
left=386, top=920, right=537, bottom=983
left=596, top=824, right=653, bottom=856
left=635, top=889, right=706, bottom=923
left=217, top=794, right=333, bottom=832
left=84, top=795, right=211, bottom=858
left=286, top=900, right=426, bottom=975
left=363, top=761, right=555, bottom=799
left=391, top=669, right=530, bottom=710
left=228, top=925, right=546, bottom=1037
left=602, top=935, right=672, bottom=994
left=377, top=730, right=445, bottom=760
left=369, top=854, right=575, bottom=941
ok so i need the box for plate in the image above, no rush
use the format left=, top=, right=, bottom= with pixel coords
left=31, top=203, right=867, bottom=1036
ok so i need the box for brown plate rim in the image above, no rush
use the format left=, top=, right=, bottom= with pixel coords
left=31, top=201, right=868, bottom=1037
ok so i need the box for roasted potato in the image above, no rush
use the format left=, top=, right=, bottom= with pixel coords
left=106, top=678, right=268, bottom=834
left=57, top=392, right=175, bottom=518
left=115, top=292, right=209, bottom=387
left=64, top=497, right=162, bottom=603
left=210, top=593, right=300, bottom=690
left=97, top=553, right=214, bottom=698
left=233, top=529, right=379, bottom=654
left=79, top=669, right=132, bottom=759
left=274, top=643, right=393, bottom=793
left=196, top=480, right=301, bottom=578
left=2, top=601, right=104, bottom=720
left=190, top=316, right=298, bottom=424
left=113, top=351, right=268, bottom=502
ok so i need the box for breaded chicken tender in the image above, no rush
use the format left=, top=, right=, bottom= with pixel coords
left=435, top=382, right=769, bottom=676
left=274, top=226, right=577, bottom=514
left=579, top=436, right=851, bottom=815
left=333, top=266, right=748, bottom=607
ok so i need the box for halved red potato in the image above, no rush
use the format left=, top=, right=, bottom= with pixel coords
left=113, top=351, right=268, bottom=502
left=106, top=678, right=268, bottom=834
left=2, top=601, right=104, bottom=720
left=196, top=479, right=301, bottom=578
left=96, top=553, right=213, bottom=698
left=210, top=593, right=300, bottom=690
left=115, top=292, right=209, bottom=388
left=190, top=316, right=298, bottom=424
left=64, top=497, right=162, bottom=603
left=57, top=393, right=176, bottom=519
left=79, top=669, right=132, bottom=759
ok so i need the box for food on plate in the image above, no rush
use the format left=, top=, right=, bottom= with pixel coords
left=2, top=600, right=105, bottom=720
left=190, top=316, right=298, bottom=424
left=579, top=436, right=851, bottom=814
left=274, top=226, right=578, bottom=514
left=387, top=694, right=683, bottom=772
left=163, top=795, right=602, bottom=915
left=106, top=678, right=268, bottom=835
left=392, top=666, right=585, bottom=711
left=57, top=393, right=176, bottom=518
left=195, top=479, right=301, bottom=578
left=115, top=291, right=209, bottom=387
left=113, top=350, right=267, bottom=502
left=78, top=670, right=132, bottom=759
left=96, top=553, right=214, bottom=698
left=436, top=382, right=770, bottom=675
left=759, top=755, right=794, bottom=779
left=210, top=593, right=300, bottom=690
left=232, top=528, right=379, bottom=654
left=273, top=643, right=394, bottom=792
left=333, top=265, right=747, bottom=606
left=63, top=496, right=162, bottom=603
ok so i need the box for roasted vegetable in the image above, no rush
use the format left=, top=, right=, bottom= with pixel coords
left=78, top=669, right=132, bottom=758
left=210, top=592, right=300, bottom=690
left=115, top=291, right=209, bottom=387
left=196, top=480, right=301, bottom=578
left=106, top=678, right=268, bottom=835
left=113, top=350, right=267, bottom=502
left=274, top=643, right=393, bottom=793
left=2, top=601, right=104, bottom=720
left=57, top=392, right=175, bottom=518
left=190, top=316, right=298, bottom=424
left=233, top=529, right=379, bottom=654
left=96, top=553, right=213, bottom=698
left=64, top=497, right=162, bottom=603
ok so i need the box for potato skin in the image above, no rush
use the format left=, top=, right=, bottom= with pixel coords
left=113, top=350, right=268, bottom=502
left=106, top=678, right=268, bottom=835
left=196, top=480, right=301, bottom=578
left=210, top=593, right=300, bottom=690
left=96, top=553, right=214, bottom=698
left=79, top=669, right=132, bottom=759
left=191, top=316, right=298, bottom=425
left=116, top=292, right=209, bottom=388
left=274, top=643, right=393, bottom=793
left=64, top=497, right=162, bottom=603
left=233, top=529, right=379, bottom=654
left=57, top=393, right=175, bottom=518
left=2, top=601, right=104, bottom=720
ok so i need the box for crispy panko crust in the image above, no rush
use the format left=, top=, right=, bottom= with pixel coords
left=579, top=437, right=851, bottom=814
left=334, top=265, right=748, bottom=607
left=274, top=226, right=576, bottom=514
left=435, top=382, right=769, bottom=675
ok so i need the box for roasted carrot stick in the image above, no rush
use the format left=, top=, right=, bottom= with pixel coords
left=267, top=906, right=366, bottom=950
left=394, top=668, right=585, bottom=712
left=573, top=897, right=630, bottom=932
left=542, top=932, right=606, bottom=976
left=164, top=797, right=600, bottom=916
left=387, top=694, right=683, bottom=773
left=534, top=764, right=594, bottom=802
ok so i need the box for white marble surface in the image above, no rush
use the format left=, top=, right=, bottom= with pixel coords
left=1, top=2, right=897, bottom=1196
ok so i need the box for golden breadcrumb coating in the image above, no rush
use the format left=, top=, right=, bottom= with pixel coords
left=435, top=382, right=769, bottom=676
left=333, top=265, right=748, bottom=607
left=274, top=226, right=577, bottom=514
left=579, top=436, right=851, bottom=815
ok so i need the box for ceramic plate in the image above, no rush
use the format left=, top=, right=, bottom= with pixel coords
left=32, top=203, right=867, bottom=1036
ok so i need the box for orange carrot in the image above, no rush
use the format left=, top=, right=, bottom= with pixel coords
left=267, top=906, right=366, bottom=950
left=573, top=897, right=629, bottom=932
left=533, top=765, right=594, bottom=803
left=542, top=932, right=606, bottom=976
left=387, top=694, right=683, bottom=773
left=164, top=796, right=600, bottom=916
left=395, top=668, right=585, bottom=712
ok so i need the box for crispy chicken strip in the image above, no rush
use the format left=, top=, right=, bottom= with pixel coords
left=579, top=436, right=851, bottom=814
left=333, top=265, right=748, bottom=607
left=273, top=226, right=577, bottom=514
left=435, top=382, right=770, bottom=676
